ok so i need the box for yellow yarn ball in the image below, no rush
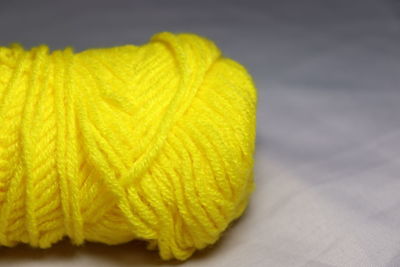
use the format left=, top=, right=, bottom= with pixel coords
left=0, top=32, right=256, bottom=260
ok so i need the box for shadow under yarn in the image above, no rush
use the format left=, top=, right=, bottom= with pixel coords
left=0, top=211, right=250, bottom=266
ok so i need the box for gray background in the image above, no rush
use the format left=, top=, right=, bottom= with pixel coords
left=1, top=0, right=400, bottom=266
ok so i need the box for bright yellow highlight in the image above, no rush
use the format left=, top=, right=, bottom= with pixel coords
left=0, top=32, right=256, bottom=260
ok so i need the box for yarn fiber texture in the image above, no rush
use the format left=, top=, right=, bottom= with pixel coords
left=0, top=32, right=256, bottom=260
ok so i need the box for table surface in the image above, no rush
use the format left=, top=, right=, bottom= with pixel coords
left=1, top=0, right=400, bottom=266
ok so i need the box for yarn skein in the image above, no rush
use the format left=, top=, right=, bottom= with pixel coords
left=0, top=32, right=257, bottom=260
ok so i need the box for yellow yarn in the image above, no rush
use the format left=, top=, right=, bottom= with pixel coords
left=0, top=32, right=256, bottom=260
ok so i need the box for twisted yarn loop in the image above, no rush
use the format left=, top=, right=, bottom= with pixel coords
left=0, top=32, right=256, bottom=260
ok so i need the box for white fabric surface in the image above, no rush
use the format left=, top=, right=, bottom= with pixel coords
left=0, top=0, right=399, bottom=266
